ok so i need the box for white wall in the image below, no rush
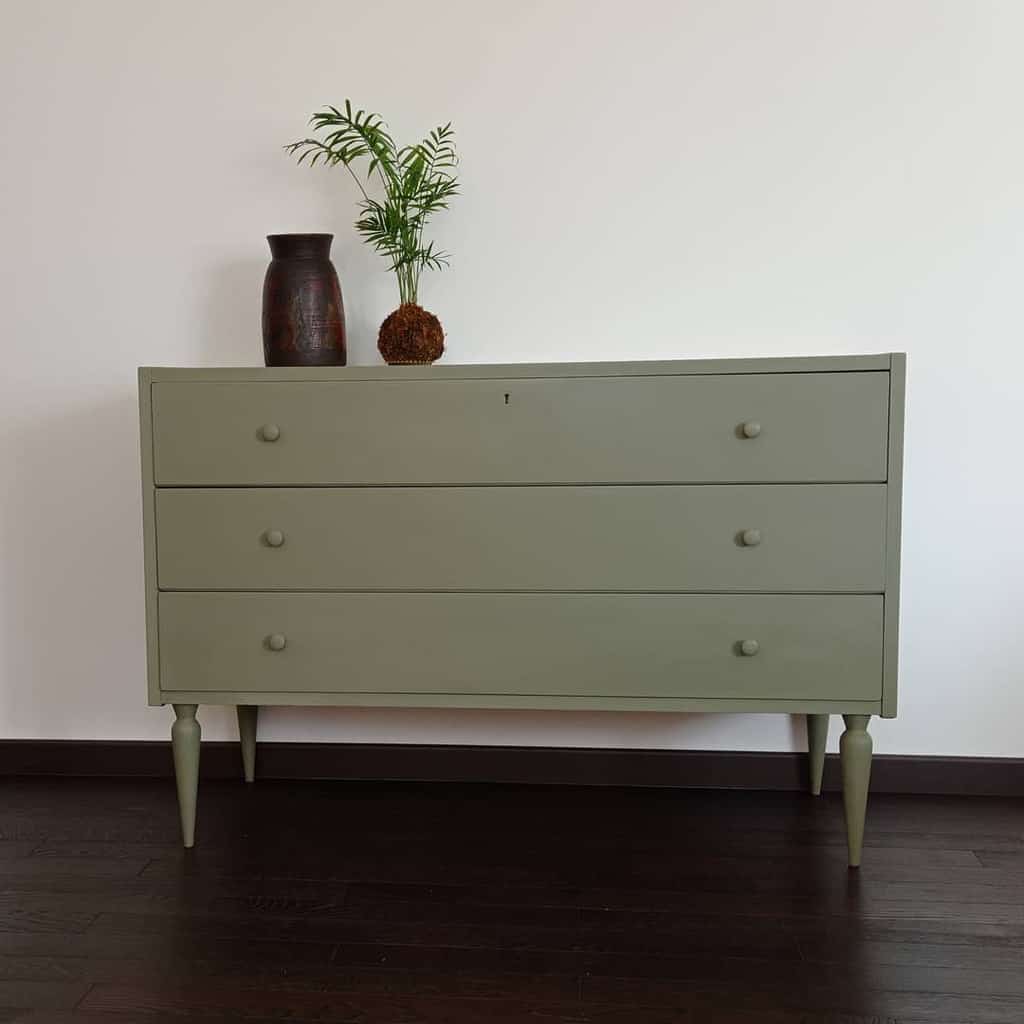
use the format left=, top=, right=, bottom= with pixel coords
left=1, top=0, right=1022, bottom=755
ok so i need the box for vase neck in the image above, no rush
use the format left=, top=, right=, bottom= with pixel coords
left=267, top=233, right=333, bottom=259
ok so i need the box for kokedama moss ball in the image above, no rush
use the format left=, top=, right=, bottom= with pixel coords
left=378, top=303, right=445, bottom=364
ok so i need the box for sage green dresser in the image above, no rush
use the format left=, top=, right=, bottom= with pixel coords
left=138, top=354, right=905, bottom=865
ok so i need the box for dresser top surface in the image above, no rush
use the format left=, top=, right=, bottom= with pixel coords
left=140, top=353, right=899, bottom=384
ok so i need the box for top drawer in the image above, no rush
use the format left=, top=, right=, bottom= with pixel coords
left=151, top=372, right=889, bottom=486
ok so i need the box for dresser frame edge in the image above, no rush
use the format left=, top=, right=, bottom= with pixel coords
left=139, top=355, right=901, bottom=713
left=881, top=353, right=906, bottom=719
left=154, top=691, right=883, bottom=714
left=138, top=353, right=892, bottom=382
left=139, top=368, right=163, bottom=707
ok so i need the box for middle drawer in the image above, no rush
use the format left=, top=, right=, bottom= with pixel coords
left=156, top=485, right=885, bottom=593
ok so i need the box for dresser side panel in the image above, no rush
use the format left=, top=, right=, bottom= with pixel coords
left=138, top=368, right=162, bottom=706
left=882, top=354, right=906, bottom=718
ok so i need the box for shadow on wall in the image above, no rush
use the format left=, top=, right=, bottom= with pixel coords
left=256, top=706, right=812, bottom=755
left=196, top=250, right=383, bottom=368
left=198, top=258, right=267, bottom=366
left=2, top=391, right=146, bottom=735
left=0, top=388, right=244, bottom=741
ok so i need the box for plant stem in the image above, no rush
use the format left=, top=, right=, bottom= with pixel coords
left=395, top=263, right=418, bottom=306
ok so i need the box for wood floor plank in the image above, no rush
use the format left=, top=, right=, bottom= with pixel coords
left=0, top=981, right=90, bottom=1011
left=0, top=959, right=577, bottom=1002
left=974, top=850, right=1024, bottom=870
left=0, top=908, right=95, bottom=936
left=797, top=937, right=1024, bottom=972
left=27, top=841, right=179, bottom=861
left=582, top=975, right=1024, bottom=1023
left=0, top=859, right=149, bottom=880
left=0, top=932, right=337, bottom=965
left=87, top=908, right=803, bottom=959
left=0, top=845, right=36, bottom=861
left=78, top=984, right=673, bottom=1023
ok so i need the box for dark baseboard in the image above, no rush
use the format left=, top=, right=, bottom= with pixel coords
left=1, top=740, right=1021, bottom=796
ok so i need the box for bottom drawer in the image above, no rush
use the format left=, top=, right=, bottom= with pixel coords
left=158, top=593, right=882, bottom=701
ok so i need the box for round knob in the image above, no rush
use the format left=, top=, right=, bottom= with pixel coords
left=264, top=529, right=285, bottom=548
left=740, top=639, right=760, bottom=657
left=260, top=423, right=281, bottom=442
left=741, top=528, right=762, bottom=547
left=741, top=421, right=761, bottom=439
left=267, top=633, right=287, bottom=651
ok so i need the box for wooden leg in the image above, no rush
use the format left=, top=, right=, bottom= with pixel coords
left=807, top=714, right=829, bottom=796
left=171, top=704, right=200, bottom=848
left=237, top=705, right=258, bottom=784
left=840, top=714, right=872, bottom=868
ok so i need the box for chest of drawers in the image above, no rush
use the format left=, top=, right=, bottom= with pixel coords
left=138, top=354, right=905, bottom=864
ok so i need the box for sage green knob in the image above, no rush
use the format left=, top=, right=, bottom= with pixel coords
left=267, top=633, right=287, bottom=651
left=740, top=639, right=760, bottom=657
left=260, top=423, right=281, bottom=442
left=741, top=528, right=762, bottom=547
left=741, top=421, right=761, bottom=438
left=264, top=529, right=285, bottom=548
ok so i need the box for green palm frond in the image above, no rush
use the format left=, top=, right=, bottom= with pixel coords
left=286, top=100, right=459, bottom=306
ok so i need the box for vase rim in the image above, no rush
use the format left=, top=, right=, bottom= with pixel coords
left=267, top=233, right=334, bottom=260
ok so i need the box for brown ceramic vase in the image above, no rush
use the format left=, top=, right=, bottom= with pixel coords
left=262, top=234, right=347, bottom=366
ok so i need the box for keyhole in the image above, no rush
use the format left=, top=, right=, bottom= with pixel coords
left=504, top=393, right=510, bottom=405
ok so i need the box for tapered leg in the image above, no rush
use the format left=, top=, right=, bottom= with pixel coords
left=237, top=705, right=258, bottom=783
left=840, top=714, right=872, bottom=868
left=171, top=704, right=200, bottom=848
left=807, top=714, right=829, bottom=796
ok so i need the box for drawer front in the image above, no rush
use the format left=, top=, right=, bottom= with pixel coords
left=158, top=593, right=883, bottom=699
left=156, top=485, right=886, bottom=593
left=151, top=373, right=889, bottom=485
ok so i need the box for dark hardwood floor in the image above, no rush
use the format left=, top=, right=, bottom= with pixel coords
left=0, top=776, right=1022, bottom=1023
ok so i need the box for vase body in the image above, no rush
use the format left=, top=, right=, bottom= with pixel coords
left=262, top=234, right=346, bottom=366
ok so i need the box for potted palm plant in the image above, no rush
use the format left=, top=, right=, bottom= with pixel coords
left=287, top=101, right=459, bottom=364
